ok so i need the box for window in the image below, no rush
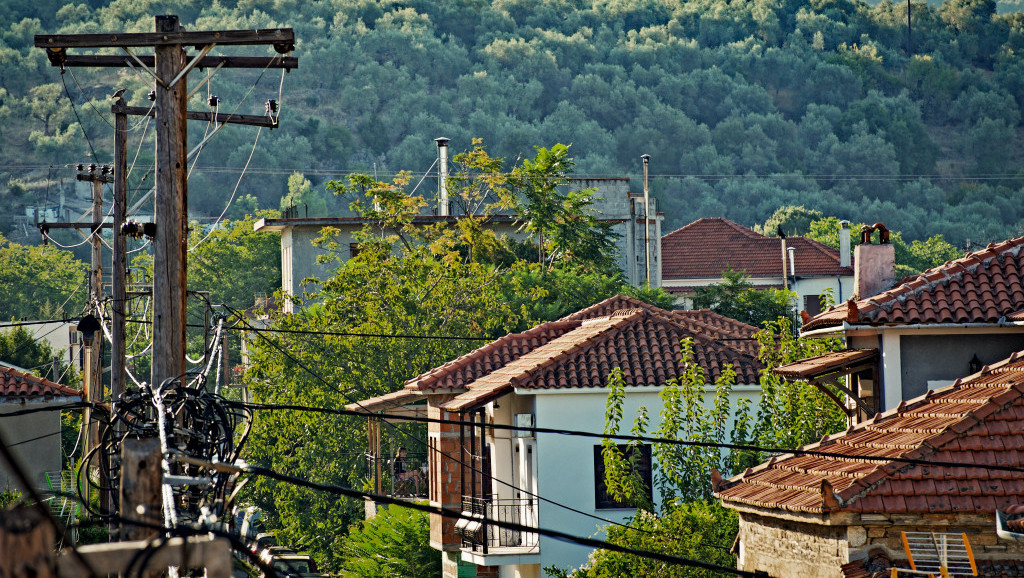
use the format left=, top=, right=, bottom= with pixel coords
left=593, top=444, right=652, bottom=509
left=803, top=294, right=825, bottom=317
left=349, top=243, right=362, bottom=259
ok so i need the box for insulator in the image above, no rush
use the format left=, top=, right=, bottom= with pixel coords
left=208, top=95, right=219, bottom=107
left=265, top=99, right=278, bottom=114
left=147, top=90, right=156, bottom=101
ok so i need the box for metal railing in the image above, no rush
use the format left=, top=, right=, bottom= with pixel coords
left=458, top=495, right=538, bottom=554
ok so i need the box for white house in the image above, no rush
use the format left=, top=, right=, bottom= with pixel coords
left=661, top=217, right=855, bottom=317
left=792, top=234, right=1024, bottom=419
left=348, top=295, right=764, bottom=577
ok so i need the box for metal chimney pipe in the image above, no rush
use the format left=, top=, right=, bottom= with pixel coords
left=788, top=246, right=796, bottom=279
left=436, top=137, right=450, bottom=217
left=641, top=154, right=651, bottom=286
left=839, top=220, right=851, bottom=268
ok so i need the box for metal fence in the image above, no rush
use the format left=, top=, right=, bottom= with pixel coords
left=459, top=495, right=538, bottom=554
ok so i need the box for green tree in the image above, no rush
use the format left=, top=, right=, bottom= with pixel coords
left=508, top=143, right=618, bottom=273
left=335, top=506, right=440, bottom=578
left=691, top=268, right=795, bottom=328
left=0, top=234, right=87, bottom=320
left=280, top=172, right=329, bottom=217
left=754, top=205, right=824, bottom=237
left=0, top=325, right=77, bottom=386
left=187, top=212, right=283, bottom=310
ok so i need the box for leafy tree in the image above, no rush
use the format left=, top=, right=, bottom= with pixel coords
left=691, top=268, right=795, bottom=328
left=754, top=205, right=824, bottom=237
left=187, top=213, right=283, bottom=310
left=508, top=144, right=618, bottom=273
left=335, top=505, right=440, bottom=578
left=280, top=172, right=329, bottom=217
left=0, top=325, right=77, bottom=386
left=0, top=234, right=87, bottom=320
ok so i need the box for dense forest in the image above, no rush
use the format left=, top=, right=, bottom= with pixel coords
left=2, top=0, right=1024, bottom=251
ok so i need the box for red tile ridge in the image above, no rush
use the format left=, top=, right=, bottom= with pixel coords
left=0, top=365, right=82, bottom=398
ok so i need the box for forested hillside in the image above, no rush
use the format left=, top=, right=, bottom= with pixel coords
left=3, top=0, right=1024, bottom=248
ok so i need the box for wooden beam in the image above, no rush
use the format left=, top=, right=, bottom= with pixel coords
left=113, top=105, right=278, bottom=128
left=40, top=222, right=114, bottom=229
left=120, top=438, right=162, bottom=542
left=59, top=54, right=297, bottom=69
left=35, top=28, right=294, bottom=50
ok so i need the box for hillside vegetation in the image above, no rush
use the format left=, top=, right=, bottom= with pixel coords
left=3, top=0, right=1024, bottom=247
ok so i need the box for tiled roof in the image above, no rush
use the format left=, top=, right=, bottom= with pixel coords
left=672, top=309, right=762, bottom=357
left=662, top=218, right=852, bottom=280
left=440, top=307, right=763, bottom=411
left=405, top=321, right=580, bottom=391
left=804, top=237, right=1024, bottom=331
left=0, top=366, right=81, bottom=398
left=559, top=294, right=653, bottom=321
left=773, top=349, right=879, bottom=379
left=717, top=350, right=1024, bottom=514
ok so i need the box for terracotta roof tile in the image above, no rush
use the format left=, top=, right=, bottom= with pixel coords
left=717, top=352, right=1024, bottom=514
left=431, top=299, right=764, bottom=412
left=662, top=218, right=852, bottom=281
left=0, top=365, right=81, bottom=398
left=805, top=236, right=1024, bottom=331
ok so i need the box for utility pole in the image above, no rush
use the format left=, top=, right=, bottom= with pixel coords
left=641, top=154, right=651, bottom=286
left=111, top=95, right=127, bottom=405
left=75, top=166, right=112, bottom=463
left=36, top=16, right=296, bottom=392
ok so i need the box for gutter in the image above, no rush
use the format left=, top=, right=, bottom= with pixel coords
left=800, top=321, right=1016, bottom=339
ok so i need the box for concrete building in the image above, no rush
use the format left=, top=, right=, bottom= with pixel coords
left=254, top=141, right=662, bottom=312
left=0, top=365, right=81, bottom=491
left=348, top=295, right=762, bottom=577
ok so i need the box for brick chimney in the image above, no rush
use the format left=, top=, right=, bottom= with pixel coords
left=853, top=223, right=895, bottom=299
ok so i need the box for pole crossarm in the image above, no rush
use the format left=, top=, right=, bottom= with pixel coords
left=35, top=28, right=294, bottom=50
left=113, top=104, right=278, bottom=128
left=55, top=54, right=297, bottom=69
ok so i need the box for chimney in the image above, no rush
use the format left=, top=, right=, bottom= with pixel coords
left=787, top=246, right=796, bottom=279
left=839, top=220, right=851, bottom=268
left=435, top=137, right=450, bottom=217
left=853, top=223, right=895, bottom=299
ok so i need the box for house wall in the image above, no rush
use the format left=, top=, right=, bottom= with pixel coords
left=0, top=401, right=65, bottom=491
left=791, top=276, right=853, bottom=313
left=280, top=226, right=350, bottom=311
left=530, top=384, right=761, bottom=572
left=899, top=333, right=1024, bottom=399
left=736, top=512, right=848, bottom=578
left=737, top=510, right=1024, bottom=577
left=847, top=328, right=1024, bottom=411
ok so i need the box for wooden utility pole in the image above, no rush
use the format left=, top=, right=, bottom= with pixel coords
left=112, top=96, right=127, bottom=404
left=37, top=15, right=295, bottom=392
left=75, top=167, right=112, bottom=459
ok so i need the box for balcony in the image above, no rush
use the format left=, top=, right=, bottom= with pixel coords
left=456, top=495, right=539, bottom=564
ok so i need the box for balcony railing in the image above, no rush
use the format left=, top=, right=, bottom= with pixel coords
left=456, top=495, right=538, bottom=555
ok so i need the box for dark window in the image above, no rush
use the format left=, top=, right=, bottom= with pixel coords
left=803, top=294, right=825, bottom=317
left=593, top=444, right=652, bottom=509
left=349, top=243, right=362, bottom=259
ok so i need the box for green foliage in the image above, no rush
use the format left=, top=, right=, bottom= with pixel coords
left=280, top=172, right=329, bottom=217
left=0, top=325, right=77, bottom=386
left=336, top=505, right=440, bottom=578
left=186, top=212, right=283, bottom=310
left=0, top=234, right=87, bottom=320
left=754, top=205, right=824, bottom=237
left=691, top=268, right=795, bottom=328
left=572, top=501, right=738, bottom=578
left=806, top=216, right=963, bottom=278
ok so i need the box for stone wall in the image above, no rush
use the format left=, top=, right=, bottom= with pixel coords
left=737, top=513, right=848, bottom=578
left=738, top=510, right=1024, bottom=577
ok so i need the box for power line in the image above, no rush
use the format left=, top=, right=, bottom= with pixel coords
left=230, top=401, right=1024, bottom=475
left=178, top=453, right=764, bottom=577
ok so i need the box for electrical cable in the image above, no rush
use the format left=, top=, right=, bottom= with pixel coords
left=228, top=400, right=1024, bottom=475
left=67, top=67, right=115, bottom=129
left=220, top=306, right=726, bottom=541
left=188, top=126, right=262, bottom=251
left=179, top=454, right=764, bottom=577
left=58, top=70, right=99, bottom=163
